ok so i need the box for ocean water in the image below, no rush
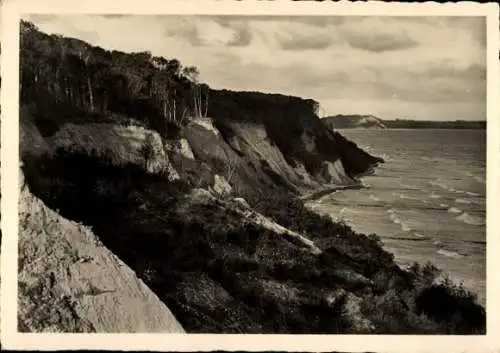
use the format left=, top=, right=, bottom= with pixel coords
left=311, top=129, right=486, bottom=305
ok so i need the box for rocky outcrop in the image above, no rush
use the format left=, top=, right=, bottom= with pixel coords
left=17, top=173, right=185, bottom=333
left=48, top=122, right=180, bottom=181
left=319, top=159, right=355, bottom=185
left=210, top=174, right=232, bottom=197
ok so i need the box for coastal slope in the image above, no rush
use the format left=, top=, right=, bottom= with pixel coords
left=17, top=20, right=486, bottom=334
left=18, top=168, right=185, bottom=333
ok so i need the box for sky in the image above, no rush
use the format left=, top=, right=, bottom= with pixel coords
left=25, top=14, right=487, bottom=120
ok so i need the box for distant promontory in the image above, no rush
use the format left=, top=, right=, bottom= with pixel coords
left=323, top=114, right=486, bottom=130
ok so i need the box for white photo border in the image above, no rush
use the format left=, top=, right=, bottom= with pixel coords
left=1, top=1, right=499, bottom=351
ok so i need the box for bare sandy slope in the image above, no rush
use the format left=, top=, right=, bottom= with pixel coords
left=17, top=173, right=185, bottom=333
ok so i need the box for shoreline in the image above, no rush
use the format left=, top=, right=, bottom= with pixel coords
left=299, top=163, right=486, bottom=309
left=299, top=163, right=377, bottom=202
left=299, top=181, right=364, bottom=202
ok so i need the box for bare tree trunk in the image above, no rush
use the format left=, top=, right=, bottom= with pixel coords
left=172, top=97, right=176, bottom=123
left=204, top=87, right=209, bottom=118
left=87, top=76, right=94, bottom=112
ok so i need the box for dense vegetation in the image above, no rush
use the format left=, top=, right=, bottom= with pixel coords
left=19, top=20, right=485, bottom=334
left=20, top=20, right=381, bottom=179
left=21, top=20, right=207, bottom=138
left=23, top=150, right=486, bottom=334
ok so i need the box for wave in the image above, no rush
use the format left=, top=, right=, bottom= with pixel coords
left=429, top=180, right=450, bottom=190
left=466, top=191, right=480, bottom=197
left=440, top=203, right=449, bottom=208
left=456, top=212, right=485, bottom=226
left=429, top=193, right=442, bottom=199
left=413, top=232, right=426, bottom=238
left=400, top=184, right=422, bottom=191
left=437, top=249, right=464, bottom=259
left=369, top=194, right=380, bottom=202
left=447, top=207, right=462, bottom=214
left=389, top=213, right=401, bottom=224
left=455, top=198, right=472, bottom=205
left=463, top=171, right=485, bottom=184
left=400, top=223, right=412, bottom=232
left=433, top=240, right=466, bottom=259
left=433, top=240, right=444, bottom=247
left=474, top=176, right=485, bottom=184
left=399, top=194, right=419, bottom=201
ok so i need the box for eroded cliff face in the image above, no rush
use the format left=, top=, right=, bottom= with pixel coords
left=183, top=117, right=368, bottom=197
left=17, top=171, right=185, bottom=333
left=18, top=94, right=386, bottom=333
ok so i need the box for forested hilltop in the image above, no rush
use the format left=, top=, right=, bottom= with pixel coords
left=18, top=20, right=485, bottom=334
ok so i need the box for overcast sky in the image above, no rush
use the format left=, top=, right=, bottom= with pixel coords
left=26, top=14, right=486, bottom=120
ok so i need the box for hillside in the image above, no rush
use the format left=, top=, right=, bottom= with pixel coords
left=323, top=115, right=485, bottom=130
left=17, top=20, right=485, bottom=334
left=18, top=168, right=185, bottom=333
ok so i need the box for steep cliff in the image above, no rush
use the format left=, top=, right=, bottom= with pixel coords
left=16, top=21, right=484, bottom=334
left=18, top=169, right=185, bottom=333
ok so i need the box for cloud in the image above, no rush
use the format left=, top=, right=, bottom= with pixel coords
left=24, top=14, right=487, bottom=120
left=338, top=17, right=420, bottom=53
left=343, top=32, right=418, bottom=52
left=277, top=33, right=334, bottom=51
left=227, top=26, right=252, bottom=47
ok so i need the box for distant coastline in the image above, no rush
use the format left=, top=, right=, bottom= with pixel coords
left=323, top=114, right=486, bottom=130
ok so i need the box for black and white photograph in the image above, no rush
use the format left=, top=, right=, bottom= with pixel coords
left=1, top=0, right=499, bottom=351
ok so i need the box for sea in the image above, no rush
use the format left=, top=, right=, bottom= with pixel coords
left=309, top=129, right=486, bottom=306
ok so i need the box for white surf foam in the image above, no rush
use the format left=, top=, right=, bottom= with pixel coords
left=401, top=223, right=412, bottom=232
left=389, top=213, right=401, bottom=224
left=440, top=203, right=449, bottom=208
left=433, top=240, right=444, bottom=247
left=429, top=180, right=450, bottom=190
left=447, top=207, right=462, bottom=214
left=413, top=232, right=425, bottom=238
left=399, top=194, right=418, bottom=200
left=456, top=212, right=485, bottom=226
left=455, top=198, right=472, bottom=205
left=429, top=193, right=442, bottom=199
left=474, top=176, right=485, bottom=184
left=466, top=191, right=480, bottom=197
left=369, top=194, right=380, bottom=202
left=437, top=249, right=463, bottom=259
left=400, top=184, right=421, bottom=191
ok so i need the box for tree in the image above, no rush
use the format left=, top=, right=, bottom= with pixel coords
left=183, top=66, right=209, bottom=118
